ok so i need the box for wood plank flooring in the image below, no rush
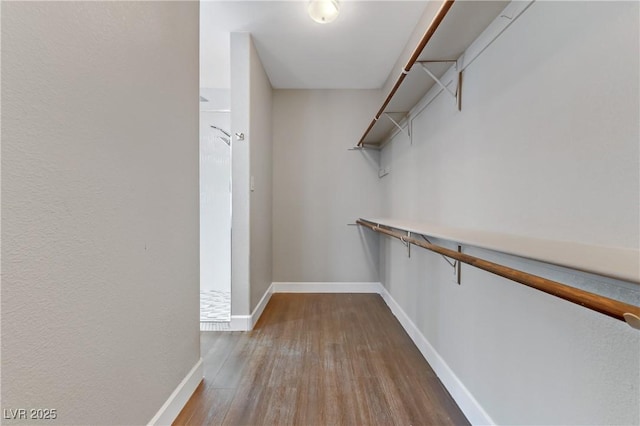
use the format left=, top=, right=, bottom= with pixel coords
left=174, top=293, right=469, bottom=426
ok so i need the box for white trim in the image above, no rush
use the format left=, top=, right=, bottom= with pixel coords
left=378, top=286, right=494, bottom=425
left=250, top=283, right=274, bottom=328
left=272, top=282, right=384, bottom=294
left=227, top=284, right=275, bottom=331
left=147, top=358, right=203, bottom=426
left=229, top=315, right=251, bottom=331
left=228, top=282, right=380, bottom=331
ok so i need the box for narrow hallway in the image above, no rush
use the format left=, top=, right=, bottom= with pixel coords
left=174, top=294, right=468, bottom=425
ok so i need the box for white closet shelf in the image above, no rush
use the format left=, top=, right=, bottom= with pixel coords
left=361, top=217, right=640, bottom=285
left=358, top=0, right=511, bottom=148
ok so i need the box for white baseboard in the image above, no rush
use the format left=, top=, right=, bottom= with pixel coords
left=272, top=282, right=383, bottom=293
left=378, top=286, right=493, bottom=425
left=227, top=284, right=274, bottom=331
left=229, top=315, right=251, bottom=331
left=251, top=283, right=273, bottom=328
left=227, top=283, right=381, bottom=331
left=148, top=358, right=203, bottom=426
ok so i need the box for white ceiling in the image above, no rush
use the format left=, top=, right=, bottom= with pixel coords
left=200, top=1, right=429, bottom=89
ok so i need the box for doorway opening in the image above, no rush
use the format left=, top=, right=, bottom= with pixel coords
left=199, top=104, right=232, bottom=330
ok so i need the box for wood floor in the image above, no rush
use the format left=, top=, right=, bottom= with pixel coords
left=174, top=293, right=469, bottom=426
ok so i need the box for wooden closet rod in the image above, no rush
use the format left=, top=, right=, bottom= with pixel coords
left=358, top=0, right=456, bottom=147
left=356, top=219, right=640, bottom=328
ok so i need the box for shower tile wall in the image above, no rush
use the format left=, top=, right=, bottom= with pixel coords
left=200, top=290, right=230, bottom=322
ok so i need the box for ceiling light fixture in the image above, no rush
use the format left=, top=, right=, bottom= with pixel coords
left=308, top=0, right=341, bottom=24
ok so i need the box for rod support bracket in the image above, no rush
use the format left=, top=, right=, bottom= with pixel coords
left=399, top=232, right=412, bottom=257
left=454, top=245, right=462, bottom=284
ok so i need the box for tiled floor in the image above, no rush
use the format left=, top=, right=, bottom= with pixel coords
left=200, top=290, right=230, bottom=323
left=200, top=321, right=230, bottom=331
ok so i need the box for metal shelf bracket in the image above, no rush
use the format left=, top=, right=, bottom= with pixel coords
left=416, top=60, right=462, bottom=111
left=383, top=112, right=410, bottom=139
left=422, top=235, right=461, bottom=283
left=348, top=145, right=379, bottom=151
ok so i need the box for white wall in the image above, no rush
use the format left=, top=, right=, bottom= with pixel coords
left=1, top=2, right=200, bottom=424
left=200, top=2, right=230, bottom=89
left=199, top=88, right=230, bottom=109
left=272, top=90, right=382, bottom=283
left=200, top=111, right=231, bottom=294
left=379, top=1, right=639, bottom=424
left=249, top=38, right=274, bottom=311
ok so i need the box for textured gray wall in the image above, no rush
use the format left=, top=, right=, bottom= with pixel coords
left=379, top=1, right=639, bottom=424
left=1, top=2, right=200, bottom=424
left=272, top=90, right=382, bottom=283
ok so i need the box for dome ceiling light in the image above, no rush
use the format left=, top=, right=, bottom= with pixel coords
left=308, top=0, right=341, bottom=24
